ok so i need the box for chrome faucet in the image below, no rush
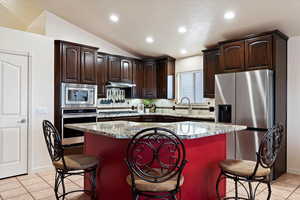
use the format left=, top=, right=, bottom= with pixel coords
left=180, top=97, right=193, bottom=113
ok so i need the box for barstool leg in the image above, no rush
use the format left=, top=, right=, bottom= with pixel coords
left=234, top=177, right=238, bottom=199
left=89, top=168, right=97, bottom=200
left=132, top=193, right=138, bottom=200
left=61, top=173, right=66, bottom=200
left=266, top=181, right=272, bottom=200
left=248, top=182, right=254, bottom=200
left=54, top=171, right=60, bottom=200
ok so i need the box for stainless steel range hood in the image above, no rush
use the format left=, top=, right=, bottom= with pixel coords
left=105, top=81, right=136, bottom=88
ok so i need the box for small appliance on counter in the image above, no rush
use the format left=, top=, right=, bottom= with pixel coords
left=137, top=104, right=145, bottom=113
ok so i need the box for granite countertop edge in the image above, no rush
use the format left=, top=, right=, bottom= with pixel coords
left=65, top=121, right=246, bottom=140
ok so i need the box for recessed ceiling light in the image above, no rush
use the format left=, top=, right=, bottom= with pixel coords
left=178, top=26, right=187, bottom=34
left=224, top=11, right=235, bottom=20
left=110, top=14, right=119, bottom=23
left=146, top=36, right=154, bottom=43
left=181, top=49, right=187, bottom=54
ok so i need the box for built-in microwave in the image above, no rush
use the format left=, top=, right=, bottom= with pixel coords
left=61, top=83, right=97, bottom=108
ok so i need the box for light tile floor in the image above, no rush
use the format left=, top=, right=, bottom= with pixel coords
left=0, top=170, right=299, bottom=199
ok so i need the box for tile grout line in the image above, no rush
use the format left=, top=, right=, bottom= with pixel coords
left=0, top=178, right=31, bottom=200
left=285, top=184, right=300, bottom=200
left=15, top=177, right=36, bottom=200
left=35, top=173, right=55, bottom=189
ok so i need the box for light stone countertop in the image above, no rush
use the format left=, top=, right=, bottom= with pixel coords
left=65, top=121, right=246, bottom=140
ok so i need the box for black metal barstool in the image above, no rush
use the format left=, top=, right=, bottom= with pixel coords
left=125, top=127, right=188, bottom=200
left=216, top=125, right=284, bottom=200
left=42, top=120, right=99, bottom=200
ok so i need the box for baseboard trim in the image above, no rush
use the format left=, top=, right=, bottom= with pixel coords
left=29, top=165, right=54, bottom=174
left=287, top=168, right=300, bottom=175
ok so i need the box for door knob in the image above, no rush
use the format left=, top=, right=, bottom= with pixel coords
left=17, top=119, right=26, bottom=123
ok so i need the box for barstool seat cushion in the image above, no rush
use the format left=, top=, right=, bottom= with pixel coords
left=53, top=154, right=98, bottom=170
left=219, top=159, right=271, bottom=177
left=126, top=169, right=184, bottom=192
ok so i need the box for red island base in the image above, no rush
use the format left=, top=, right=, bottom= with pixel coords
left=84, top=133, right=226, bottom=200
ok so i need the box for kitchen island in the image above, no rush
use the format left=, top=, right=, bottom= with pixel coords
left=66, top=121, right=246, bottom=200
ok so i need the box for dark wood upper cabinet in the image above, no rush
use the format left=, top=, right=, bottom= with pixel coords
left=143, top=61, right=157, bottom=99
left=108, top=56, right=121, bottom=82
left=219, top=40, right=245, bottom=73
left=96, top=53, right=108, bottom=98
left=245, top=35, right=273, bottom=70
left=203, top=48, right=219, bottom=98
left=120, top=59, right=133, bottom=83
left=156, top=57, right=175, bottom=99
left=156, top=60, right=167, bottom=99
left=132, top=60, right=144, bottom=98
left=61, top=42, right=81, bottom=83
left=80, top=47, right=97, bottom=84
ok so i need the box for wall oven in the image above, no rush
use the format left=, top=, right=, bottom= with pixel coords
left=62, top=108, right=97, bottom=145
left=61, top=83, right=97, bottom=108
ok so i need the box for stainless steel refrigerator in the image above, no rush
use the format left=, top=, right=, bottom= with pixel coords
left=215, top=69, right=274, bottom=162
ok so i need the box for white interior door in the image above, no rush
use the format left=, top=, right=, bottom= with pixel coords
left=0, top=51, right=28, bottom=179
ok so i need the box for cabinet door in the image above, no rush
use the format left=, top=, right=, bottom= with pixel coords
left=96, top=54, right=108, bottom=98
left=220, top=40, right=245, bottom=73
left=156, top=60, right=167, bottom=99
left=108, top=56, right=121, bottom=82
left=121, top=59, right=133, bottom=83
left=143, top=61, right=157, bottom=98
left=80, top=47, right=97, bottom=84
left=132, top=60, right=143, bottom=98
left=62, top=43, right=81, bottom=83
left=245, top=35, right=273, bottom=70
left=203, top=49, right=219, bottom=98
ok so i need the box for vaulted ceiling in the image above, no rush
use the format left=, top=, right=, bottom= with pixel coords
left=1, top=0, right=300, bottom=58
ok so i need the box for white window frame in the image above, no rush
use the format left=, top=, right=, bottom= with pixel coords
left=177, top=70, right=204, bottom=105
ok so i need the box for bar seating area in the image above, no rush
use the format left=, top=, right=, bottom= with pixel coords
left=39, top=119, right=284, bottom=200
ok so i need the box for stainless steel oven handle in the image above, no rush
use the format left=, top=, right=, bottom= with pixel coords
left=62, top=114, right=98, bottom=119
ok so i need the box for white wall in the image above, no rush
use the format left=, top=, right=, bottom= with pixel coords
left=175, top=55, right=203, bottom=73
left=287, top=36, right=300, bottom=174
left=0, top=26, right=54, bottom=172
left=27, top=11, right=137, bottom=58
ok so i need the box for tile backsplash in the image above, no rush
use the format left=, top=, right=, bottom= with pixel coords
left=97, top=98, right=215, bottom=114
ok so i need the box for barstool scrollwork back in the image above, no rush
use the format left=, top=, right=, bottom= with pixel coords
left=125, top=127, right=188, bottom=200
left=42, top=120, right=98, bottom=200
